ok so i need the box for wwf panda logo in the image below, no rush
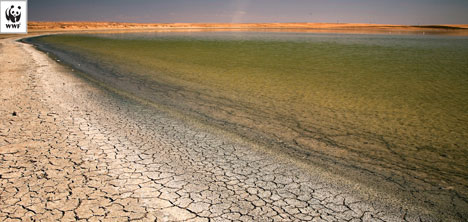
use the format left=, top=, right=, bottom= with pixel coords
left=5, top=5, right=21, bottom=23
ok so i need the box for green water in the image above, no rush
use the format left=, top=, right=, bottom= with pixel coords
left=30, top=32, right=468, bottom=212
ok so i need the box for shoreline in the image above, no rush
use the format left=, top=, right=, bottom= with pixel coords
left=3, top=22, right=467, bottom=41
left=22, top=21, right=468, bottom=37
left=28, top=21, right=468, bottom=30
left=0, top=35, right=465, bottom=220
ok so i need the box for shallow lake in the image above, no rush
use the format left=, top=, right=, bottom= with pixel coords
left=28, top=31, right=468, bottom=214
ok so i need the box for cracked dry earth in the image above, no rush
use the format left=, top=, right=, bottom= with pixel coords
left=0, top=37, right=436, bottom=222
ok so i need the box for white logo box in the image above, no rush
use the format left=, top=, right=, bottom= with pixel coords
left=1, top=0, right=27, bottom=34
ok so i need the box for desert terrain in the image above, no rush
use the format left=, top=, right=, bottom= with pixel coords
left=25, top=21, right=468, bottom=35
left=28, top=21, right=468, bottom=30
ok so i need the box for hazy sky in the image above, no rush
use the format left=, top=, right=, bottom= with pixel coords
left=30, top=0, right=468, bottom=25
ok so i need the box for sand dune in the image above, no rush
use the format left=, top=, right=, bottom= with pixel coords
left=28, top=21, right=468, bottom=34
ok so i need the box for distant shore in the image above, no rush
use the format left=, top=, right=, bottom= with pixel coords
left=26, top=21, right=468, bottom=36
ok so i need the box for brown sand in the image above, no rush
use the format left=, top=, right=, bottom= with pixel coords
left=25, top=21, right=468, bottom=36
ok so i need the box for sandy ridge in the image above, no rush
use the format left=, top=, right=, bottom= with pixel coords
left=28, top=22, right=468, bottom=31
left=22, top=22, right=468, bottom=37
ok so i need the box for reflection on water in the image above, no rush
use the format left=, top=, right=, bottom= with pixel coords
left=28, top=32, right=468, bottom=218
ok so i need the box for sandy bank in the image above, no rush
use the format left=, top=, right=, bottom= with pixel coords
left=25, top=21, right=468, bottom=36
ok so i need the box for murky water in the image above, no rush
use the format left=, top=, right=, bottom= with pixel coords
left=27, top=31, right=468, bottom=216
